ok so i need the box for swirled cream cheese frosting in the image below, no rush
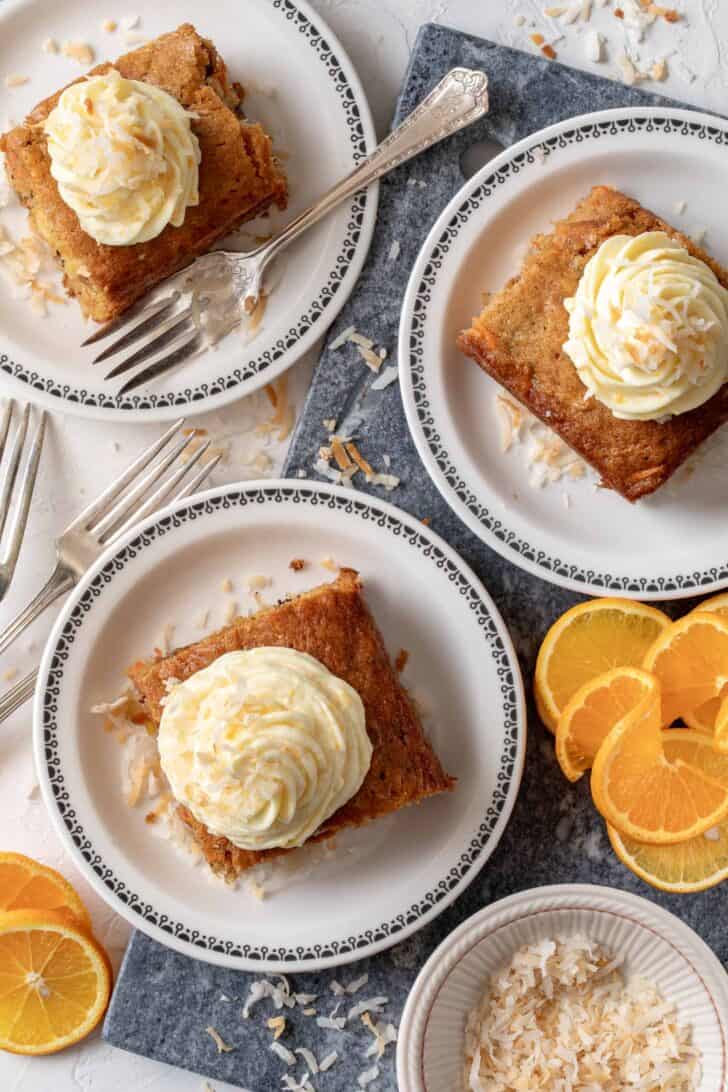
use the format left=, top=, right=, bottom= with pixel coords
left=563, top=231, right=728, bottom=421
left=158, top=648, right=372, bottom=851
left=43, top=68, right=200, bottom=246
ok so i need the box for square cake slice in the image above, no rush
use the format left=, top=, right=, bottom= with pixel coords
left=128, top=568, right=455, bottom=879
left=457, top=186, right=728, bottom=501
left=0, top=24, right=287, bottom=322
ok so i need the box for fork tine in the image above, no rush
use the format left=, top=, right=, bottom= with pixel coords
left=0, top=400, right=14, bottom=459
left=91, top=296, right=181, bottom=364
left=174, top=451, right=222, bottom=500
left=0, top=403, right=29, bottom=541
left=91, top=432, right=197, bottom=541
left=64, top=418, right=185, bottom=535
left=117, top=329, right=204, bottom=397
left=81, top=290, right=179, bottom=348
left=0, top=410, right=46, bottom=574
left=107, top=441, right=213, bottom=543
left=104, top=307, right=195, bottom=381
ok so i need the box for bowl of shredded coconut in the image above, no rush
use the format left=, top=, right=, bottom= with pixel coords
left=397, top=885, right=728, bottom=1092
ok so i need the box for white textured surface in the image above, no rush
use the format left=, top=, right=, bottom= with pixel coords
left=2, top=0, right=728, bottom=1088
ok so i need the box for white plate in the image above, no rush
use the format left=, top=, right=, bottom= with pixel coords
left=400, top=107, right=728, bottom=599
left=397, top=884, right=728, bottom=1092
left=34, top=479, right=526, bottom=972
left=0, top=0, right=376, bottom=421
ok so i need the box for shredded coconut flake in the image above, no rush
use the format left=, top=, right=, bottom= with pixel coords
left=4, top=74, right=29, bottom=88
left=270, top=1040, right=296, bottom=1066
left=205, top=1026, right=234, bottom=1053
left=370, top=365, right=398, bottom=391
left=464, top=936, right=700, bottom=1091
left=319, top=1051, right=338, bottom=1071
left=61, top=40, right=95, bottom=65
left=346, top=973, right=369, bottom=994
left=347, top=996, right=388, bottom=1023
left=295, top=1047, right=318, bottom=1074
left=358, top=1065, right=380, bottom=1088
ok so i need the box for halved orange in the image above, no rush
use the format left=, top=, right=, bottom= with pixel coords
left=684, top=594, right=728, bottom=733
left=643, top=612, right=728, bottom=725
left=534, top=598, right=670, bottom=733
left=555, top=667, right=655, bottom=782
left=0, top=853, right=91, bottom=931
left=608, top=730, right=728, bottom=892
left=0, top=908, right=111, bottom=1054
left=591, top=677, right=728, bottom=844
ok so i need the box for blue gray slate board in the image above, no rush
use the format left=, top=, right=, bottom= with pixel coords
left=104, top=23, right=725, bottom=1090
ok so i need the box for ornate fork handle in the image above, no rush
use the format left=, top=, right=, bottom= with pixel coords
left=251, top=68, right=488, bottom=272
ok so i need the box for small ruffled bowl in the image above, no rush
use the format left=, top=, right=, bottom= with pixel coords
left=397, top=884, right=728, bottom=1092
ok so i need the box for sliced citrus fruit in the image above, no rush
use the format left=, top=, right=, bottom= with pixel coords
left=591, top=676, right=728, bottom=844
left=714, top=693, right=728, bottom=753
left=608, top=730, right=728, bottom=892
left=534, top=598, right=670, bottom=733
left=0, top=908, right=111, bottom=1054
left=0, top=853, right=91, bottom=931
left=684, top=594, right=728, bottom=732
left=555, top=667, right=655, bottom=782
left=643, top=612, right=728, bottom=726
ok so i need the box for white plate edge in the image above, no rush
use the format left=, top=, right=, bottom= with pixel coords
left=33, top=477, right=528, bottom=972
left=398, top=104, right=728, bottom=601
left=0, top=0, right=379, bottom=423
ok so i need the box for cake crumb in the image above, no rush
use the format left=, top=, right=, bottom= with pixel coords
left=541, top=44, right=558, bottom=59
left=2, top=667, right=18, bottom=682
left=289, top=558, right=306, bottom=571
left=395, top=649, right=409, bottom=673
left=650, top=58, right=667, bottom=80
left=102, top=18, right=118, bottom=31
left=530, top=32, right=545, bottom=44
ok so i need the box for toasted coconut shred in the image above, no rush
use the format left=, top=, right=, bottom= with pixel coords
left=464, top=936, right=701, bottom=1091
left=496, top=394, right=591, bottom=491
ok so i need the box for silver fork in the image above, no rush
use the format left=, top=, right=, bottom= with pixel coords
left=0, top=419, right=221, bottom=721
left=85, top=67, right=489, bottom=396
left=0, top=402, right=47, bottom=603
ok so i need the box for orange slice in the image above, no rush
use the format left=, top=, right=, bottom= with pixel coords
left=643, top=612, right=728, bottom=725
left=534, top=598, right=670, bottom=733
left=0, top=853, right=91, bottom=931
left=684, top=594, right=728, bottom=733
left=0, top=908, right=111, bottom=1054
left=590, top=675, right=728, bottom=844
left=555, top=667, right=655, bottom=782
left=608, top=730, right=728, bottom=892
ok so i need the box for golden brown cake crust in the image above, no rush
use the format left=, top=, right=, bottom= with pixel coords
left=0, top=24, right=287, bottom=322
left=128, top=569, right=455, bottom=879
left=457, top=186, right=728, bottom=501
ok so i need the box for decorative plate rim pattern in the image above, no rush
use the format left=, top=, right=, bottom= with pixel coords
left=400, top=106, right=728, bottom=598
left=35, top=480, right=526, bottom=971
left=397, top=883, right=728, bottom=1092
left=0, top=0, right=376, bottom=418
